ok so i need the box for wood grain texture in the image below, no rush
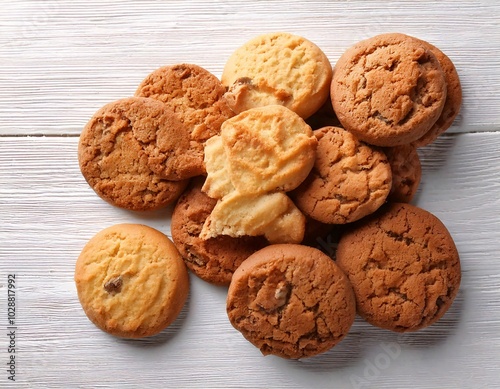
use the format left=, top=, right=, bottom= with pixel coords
left=1, top=1, right=500, bottom=388
left=1, top=134, right=500, bottom=388
left=0, top=0, right=499, bottom=135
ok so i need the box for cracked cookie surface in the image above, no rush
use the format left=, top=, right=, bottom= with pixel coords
left=136, top=64, right=234, bottom=177
left=75, top=223, right=189, bottom=338
left=331, top=33, right=447, bottom=146
left=227, top=244, right=356, bottom=359
left=171, top=178, right=267, bottom=286
left=78, top=97, right=188, bottom=211
left=222, top=32, right=332, bottom=119
left=336, top=203, right=461, bottom=332
left=291, top=126, right=392, bottom=224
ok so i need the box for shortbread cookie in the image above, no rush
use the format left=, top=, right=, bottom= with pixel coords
left=385, top=144, right=422, bottom=203
left=411, top=38, right=462, bottom=147
left=136, top=64, right=234, bottom=177
left=201, top=134, right=235, bottom=199
left=75, top=224, right=189, bottom=338
left=78, top=97, right=188, bottom=211
left=171, top=178, right=267, bottom=285
left=203, top=105, right=317, bottom=197
left=336, top=203, right=461, bottom=332
left=200, top=191, right=306, bottom=244
left=331, top=33, right=447, bottom=146
left=227, top=244, right=356, bottom=359
left=292, top=126, right=392, bottom=224
left=222, top=32, right=332, bottom=119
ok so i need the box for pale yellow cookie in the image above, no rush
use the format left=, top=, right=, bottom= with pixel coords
left=75, top=224, right=189, bottom=338
left=222, top=32, right=332, bottom=119
left=201, top=135, right=235, bottom=199
left=204, top=105, right=317, bottom=197
left=200, top=192, right=305, bottom=244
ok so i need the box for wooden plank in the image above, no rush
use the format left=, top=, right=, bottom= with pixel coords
left=0, top=133, right=499, bottom=388
left=0, top=0, right=499, bottom=135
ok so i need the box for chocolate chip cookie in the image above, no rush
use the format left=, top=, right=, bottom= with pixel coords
left=227, top=244, right=356, bottom=359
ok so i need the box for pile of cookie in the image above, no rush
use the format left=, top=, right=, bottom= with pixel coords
left=75, top=32, right=462, bottom=359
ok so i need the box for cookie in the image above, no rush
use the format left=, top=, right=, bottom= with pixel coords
left=203, top=105, right=318, bottom=197
left=331, top=33, right=447, bottom=146
left=335, top=203, right=461, bottom=332
left=222, top=32, right=332, bottom=119
left=200, top=191, right=306, bottom=244
left=201, top=134, right=235, bottom=199
left=78, top=97, right=188, bottom=211
left=411, top=38, right=462, bottom=147
left=384, top=144, right=422, bottom=203
left=136, top=64, right=235, bottom=177
left=291, top=126, right=392, bottom=224
left=226, top=244, right=356, bottom=359
left=75, top=224, right=190, bottom=338
left=171, top=178, right=267, bottom=286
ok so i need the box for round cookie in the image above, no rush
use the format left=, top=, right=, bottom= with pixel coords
left=75, top=224, right=189, bottom=338
left=136, top=64, right=235, bottom=176
left=222, top=32, right=332, bottom=119
left=78, top=97, right=188, bottom=211
left=384, top=143, right=422, bottom=203
left=171, top=178, right=267, bottom=286
left=411, top=38, right=462, bottom=147
left=227, top=244, right=356, bottom=359
left=331, top=33, right=447, bottom=146
left=291, top=126, right=392, bottom=224
left=336, top=203, right=461, bottom=332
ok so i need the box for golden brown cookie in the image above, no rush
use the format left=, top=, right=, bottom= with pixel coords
left=384, top=144, right=422, bottom=203
left=78, top=97, right=188, bottom=211
left=331, top=33, right=447, bottom=146
left=75, top=224, right=189, bottom=338
left=135, top=64, right=234, bottom=177
left=291, top=126, right=392, bottom=224
left=227, top=244, right=356, bottom=359
left=336, top=203, right=461, bottom=332
left=411, top=38, right=462, bottom=147
left=222, top=32, right=332, bottom=119
left=171, top=178, right=267, bottom=286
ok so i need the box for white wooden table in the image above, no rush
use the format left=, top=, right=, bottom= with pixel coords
left=1, top=1, right=499, bottom=388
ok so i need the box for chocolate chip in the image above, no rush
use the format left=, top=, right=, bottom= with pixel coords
left=104, top=276, right=123, bottom=295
